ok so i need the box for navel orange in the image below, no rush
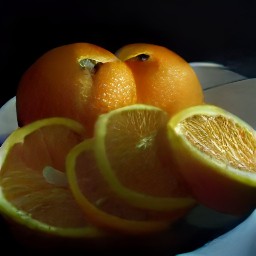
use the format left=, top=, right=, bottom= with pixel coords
left=16, top=43, right=137, bottom=136
left=116, top=43, right=204, bottom=116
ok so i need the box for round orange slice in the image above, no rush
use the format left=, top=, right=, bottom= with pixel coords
left=0, top=117, right=105, bottom=242
left=66, top=138, right=178, bottom=235
left=93, top=104, right=195, bottom=211
left=167, top=104, right=256, bottom=215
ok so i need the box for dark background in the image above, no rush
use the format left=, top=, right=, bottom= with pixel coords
left=1, top=1, right=256, bottom=255
left=1, top=0, right=256, bottom=107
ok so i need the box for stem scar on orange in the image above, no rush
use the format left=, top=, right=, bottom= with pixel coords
left=16, top=43, right=137, bottom=136
left=116, top=43, right=204, bottom=116
left=167, top=104, right=256, bottom=215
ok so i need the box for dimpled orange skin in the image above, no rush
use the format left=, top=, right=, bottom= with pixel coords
left=116, top=43, right=204, bottom=116
left=16, top=43, right=137, bottom=136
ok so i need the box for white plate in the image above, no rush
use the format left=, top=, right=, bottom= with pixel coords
left=0, top=97, right=18, bottom=144
left=204, top=78, right=256, bottom=129
left=177, top=209, right=256, bottom=256
left=190, top=62, right=246, bottom=89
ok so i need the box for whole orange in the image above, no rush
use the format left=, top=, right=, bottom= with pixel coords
left=116, top=43, right=204, bottom=116
left=16, top=43, right=137, bottom=136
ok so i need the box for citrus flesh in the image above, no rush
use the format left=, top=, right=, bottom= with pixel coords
left=0, top=117, right=104, bottom=238
left=66, top=138, right=176, bottom=235
left=167, top=104, right=256, bottom=215
left=116, top=43, right=204, bottom=116
left=16, top=43, right=137, bottom=136
left=94, top=104, right=195, bottom=211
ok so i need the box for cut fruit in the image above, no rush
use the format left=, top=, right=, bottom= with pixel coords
left=167, top=104, right=256, bottom=215
left=66, top=138, right=176, bottom=235
left=0, top=117, right=105, bottom=240
left=94, top=104, right=195, bottom=211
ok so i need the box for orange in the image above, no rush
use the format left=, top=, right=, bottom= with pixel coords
left=116, top=43, right=204, bottom=116
left=16, top=43, right=137, bottom=136
left=93, top=104, right=196, bottom=211
left=0, top=117, right=106, bottom=242
left=167, top=104, right=256, bottom=215
left=66, top=138, right=178, bottom=235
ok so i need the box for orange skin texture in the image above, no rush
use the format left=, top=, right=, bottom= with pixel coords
left=174, top=149, right=256, bottom=216
left=116, top=43, right=204, bottom=117
left=170, top=139, right=256, bottom=216
left=16, top=43, right=137, bottom=136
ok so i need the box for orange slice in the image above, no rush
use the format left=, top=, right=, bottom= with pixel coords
left=0, top=117, right=105, bottom=242
left=66, top=138, right=177, bottom=235
left=93, top=104, right=195, bottom=211
left=167, top=104, right=256, bottom=215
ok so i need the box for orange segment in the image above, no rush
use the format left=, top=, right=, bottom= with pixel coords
left=94, top=104, right=195, bottom=211
left=0, top=117, right=104, bottom=238
left=116, top=43, right=204, bottom=116
left=167, top=104, right=256, bottom=215
left=66, top=138, right=175, bottom=235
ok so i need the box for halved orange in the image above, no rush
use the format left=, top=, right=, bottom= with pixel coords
left=66, top=138, right=177, bottom=235
left=0, top=117, right=105, bottom=241
left=167, top=104, right=256, bottom=215
left=93, top=104, right=195, bottom=211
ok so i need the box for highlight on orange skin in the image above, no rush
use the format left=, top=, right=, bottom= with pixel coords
left=116, top=43, right=204, bottom=117
left=16, top=43, right=137, bottom=136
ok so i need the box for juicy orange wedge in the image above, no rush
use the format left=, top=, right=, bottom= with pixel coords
left=167, top=104, right=256, bottom=215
